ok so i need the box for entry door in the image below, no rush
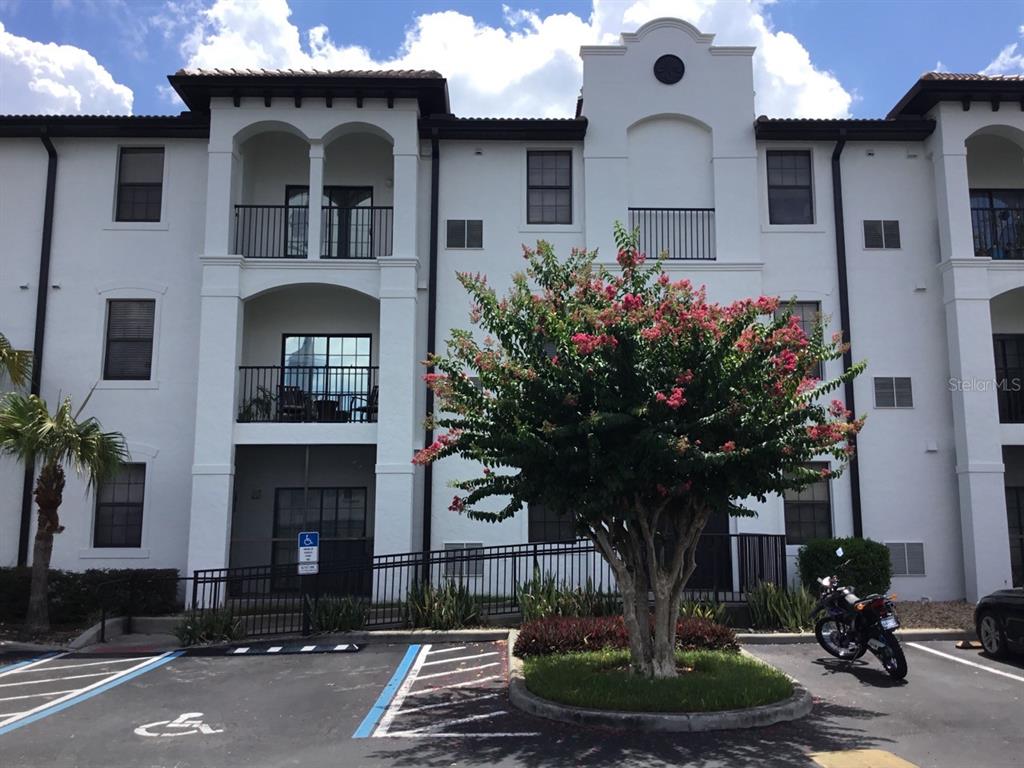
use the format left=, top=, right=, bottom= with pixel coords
left=323, top=186, right=373, bottom=259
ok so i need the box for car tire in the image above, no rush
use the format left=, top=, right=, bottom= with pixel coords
left=978, top=611, right=1009, bottom=659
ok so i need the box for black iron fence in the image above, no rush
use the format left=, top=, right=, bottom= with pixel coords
left=972, top=206, right=1024, bottom=260
left=237, top=365, right=379, bottom=423
left=234, top=205, right=309, bottom=259
left=322, top=206, right=393, bottom=259
left=189, top=534, right=786, bottom=638
left=628, top=207, right=716, bottom=261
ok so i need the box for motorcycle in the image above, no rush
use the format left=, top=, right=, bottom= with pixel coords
left=809, top=547, right=908, bottom=680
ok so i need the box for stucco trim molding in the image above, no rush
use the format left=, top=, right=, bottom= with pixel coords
left=96, top=280, right=168, bottom=296
left=622, top=18, right=715, bottom=45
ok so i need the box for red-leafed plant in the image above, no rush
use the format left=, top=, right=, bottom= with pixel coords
left=514, top=615, right=738, bottom=657
left=415, top=224, right=864, bottom=678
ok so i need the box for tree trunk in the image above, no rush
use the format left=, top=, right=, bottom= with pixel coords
left=26, top=462, right=65, bottom=632
left=618, top=565, right=653, bottom=677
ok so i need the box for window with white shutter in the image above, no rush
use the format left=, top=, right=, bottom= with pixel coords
left=104, top=299, right=155, bottom=380
left=874, top=376, right=913, bottom=408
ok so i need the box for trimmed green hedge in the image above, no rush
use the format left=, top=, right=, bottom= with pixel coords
left=796, top=537, right=892, bottom=596
left=0, top=567, right=180, bottom=625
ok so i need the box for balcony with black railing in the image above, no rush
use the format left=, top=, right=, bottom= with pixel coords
left=237, top=365, right=379, bottom=423
left=628, top=207, right=716, bottom=261
left=232, top=205, right=393, bottom=259
left=972, top=206, right=1024, bottom=260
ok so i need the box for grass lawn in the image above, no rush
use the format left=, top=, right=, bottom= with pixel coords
left=523, top=649, right=793, bottom=713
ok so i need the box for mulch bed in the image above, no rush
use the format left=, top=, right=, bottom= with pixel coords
left=0, top=622, right=82, bottom=647
left=893, top=600, right=975, bottom=631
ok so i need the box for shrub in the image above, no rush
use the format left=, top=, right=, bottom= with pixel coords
left=518, top=565, right=619, bottom=622
left=174, top=610, right=245, bottom=646
left=307, top=595, right=369, bottom=633
left=746, top=582, right=817, bottom=631
left=0, top=567, right=180, bottom=625
left=679, top=598, right=728, bottom=625
left=796, top=537, right=892, bottom=596
left=405, top=579, right=480, bottom=630
left=514, top=615, right=737, bottom=657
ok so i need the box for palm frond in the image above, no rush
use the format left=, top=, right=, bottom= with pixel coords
left=0, top=332, right=32, bottom=389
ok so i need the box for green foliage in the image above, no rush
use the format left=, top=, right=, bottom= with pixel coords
left=746, top=582, right=818, bottom=632
left=679, top=598, right=729, bottom=625
left=523, top=649, right=792, bottom=713
left=0, top=331, right=31, bottom=389
left=174, top=609, right=245, bottom=646
left=796, top=537, right=893, bottom=596
left=0, top=567, right=180, bottom=624
left=404, top=580, right=480, bottom=630
left=306, top=595, right=369, bottom=633
left=517, top=564, right=619, bottom=622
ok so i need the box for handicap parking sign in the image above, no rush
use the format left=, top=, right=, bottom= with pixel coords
left=299, top=532, right=319, bottom=548
left=297, top=531, right=319, bottom=569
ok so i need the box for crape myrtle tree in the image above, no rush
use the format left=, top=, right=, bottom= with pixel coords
left=415, top=225, right=865, bottom=679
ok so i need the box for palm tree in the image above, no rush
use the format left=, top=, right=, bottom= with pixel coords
left=0, top=331, right=32, bottom=388
left=0, top=392, right=128, bottom=630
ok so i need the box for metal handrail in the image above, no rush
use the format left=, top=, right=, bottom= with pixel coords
left=627, top=207, right=716, bottom=260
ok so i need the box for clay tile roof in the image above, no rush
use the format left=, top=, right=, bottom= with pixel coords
left=920, top=72, right=1024, bottom=82
left=173, top=67, right=443, bottom=79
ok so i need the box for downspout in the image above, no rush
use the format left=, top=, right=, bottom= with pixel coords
left=831, top=135, right=864, bottom=538
left=18, top=135, right=58, bottom=566
left=421, top=132, right=440, bottom=554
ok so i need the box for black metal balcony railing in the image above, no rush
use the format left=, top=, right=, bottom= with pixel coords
left=237, top=365, right=379, bottom=423
left=233, top=205, right=394, bottom=259
left=994, top=336, right=1024, bottom=424
left=321, top=206, right=393, bottom=259
left=628, top=208, right=716, bottom=261
left=972, top=207, right=1024, bottom=260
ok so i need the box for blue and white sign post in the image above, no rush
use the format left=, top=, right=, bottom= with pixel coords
left=297, top=531, right=319, bottom=575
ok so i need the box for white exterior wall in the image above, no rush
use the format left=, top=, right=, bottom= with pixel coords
left=1, top=17, right=1021, bottom=601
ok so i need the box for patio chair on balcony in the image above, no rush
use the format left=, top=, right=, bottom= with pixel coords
left=349, top=385, right=378, bottom=423
left=277, top=385, right=310, bottom=422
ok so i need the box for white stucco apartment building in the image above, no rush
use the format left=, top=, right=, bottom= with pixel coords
left=1, top=19, right=1022, bottom=602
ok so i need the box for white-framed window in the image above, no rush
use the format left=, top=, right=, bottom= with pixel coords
left=874, top=377, right=913, bottom=408
left=103, top=299, right=156, bottom=381
left=863, top=220, right=901, bottom=249
left=94, top=463, right=146, bottom=548
left=443, top=542, right=484, bottom=578
left=766, top=150, right=814, bottom=225
left=446, top=219, right=483, bottom=248
left=886, top=542, right=925, bottom=576
left=783, top=462, right=832, bottom=545
left=526, top=150, right=572, bottom=225
left=115, top=147, right=164, bottom=222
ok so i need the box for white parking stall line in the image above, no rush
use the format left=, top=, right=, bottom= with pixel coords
left=421, top=652, right=499, bottom=667
left=0, top=689, right=78, bottom=703
left=387, top=710, right=504, bottom=737
left=390, top=693, right=500, bottom=717
left=415, top=662, right=500, bottom=681
left=424, top=646, right=466, bottom=656
left=14, top=658, right=137, bottom=673
left=372, top=644, right=433, bottom=737
left=0, top=654, right=67, bottom=678
left=404, top=674, right=502, bottom=697
left=0, top=672, right=112, bottom=688
left=907, top=643, right=1024, bottom=683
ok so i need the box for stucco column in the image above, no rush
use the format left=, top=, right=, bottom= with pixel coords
left=712, top=155, right=759, bottom=262
left=391, top=150, right=419, bottom=258
left=942, top=262, right=1013, bottom=600
left=583, top=155, right=626, bottom=260
left=374, top=259, right=420, bottom=555
left=308, top=142, right=324, bottom=259
left=204, top=148, right=238, bottom=256
left=186, top=260, right=243, bottom=592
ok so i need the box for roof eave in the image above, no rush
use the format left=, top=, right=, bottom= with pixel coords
left=0, top=115, right=210, bottom=139
left=418, top=116, right=588, bottom=141
left=754, top=117, right=935, bottom=142
left=888, top=79, right=1024, bottom=118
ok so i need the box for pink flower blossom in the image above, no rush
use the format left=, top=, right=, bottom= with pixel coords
left=621, top=293, right=643, bottom=311
left=655, top=387, right=687, bottom=410
left=449, top=496, right=466, bottom=512
left=721, top=441, right=736, bottom=453
left=571, top=332, right=618, bottom=355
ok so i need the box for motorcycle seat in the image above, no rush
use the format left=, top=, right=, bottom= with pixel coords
left=844, top=592, right=861, bottom=605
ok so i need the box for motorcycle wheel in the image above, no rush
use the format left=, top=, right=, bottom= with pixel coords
left=814, top=617, right=865, bottom=660
left=878, top=632, right=908, bottom=680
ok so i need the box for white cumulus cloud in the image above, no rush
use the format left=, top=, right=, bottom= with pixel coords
left=0, top=21, right=133, bottom=114
left=175, top=0, right=852, bottom=118
left=982, top=25, right=1024, bottom=75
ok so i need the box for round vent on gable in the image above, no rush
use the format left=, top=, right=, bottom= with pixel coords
left=653, top=54, right=685, bottom=85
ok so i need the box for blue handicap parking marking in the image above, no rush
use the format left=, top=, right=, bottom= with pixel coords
left=298, top=532, right=319, bottom=547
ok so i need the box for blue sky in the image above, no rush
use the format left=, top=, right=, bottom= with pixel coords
left=0, top=0, right=1022, bottom=119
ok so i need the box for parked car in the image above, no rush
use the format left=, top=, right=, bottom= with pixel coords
left=975, top=588, right=1024, bottom=657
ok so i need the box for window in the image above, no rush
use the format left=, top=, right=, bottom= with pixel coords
left=971, top=189, right=1024, bottom=259
left=767, top=150, right=813, bottom=225
left=863, top=220, right=901, bottom=249
left=776, top=301, right=822, bottom=378
left=444, top=543, right=484, bottom=578
left=104, top=299, right=155, bottom=380
left=528, top=502, right=577, bottom=543
left=115, top=147, right=164, bottom=222
left=527, top=150, right=572, bottom=225
left=784, top=463, right=832, bottom=545
left=94, top=463, right=146, bottom=547
left=446, top=219, right=483, bottom=248
left=886, top=542, right=925, bottom=576
left=874, top=377, right=913, bottom=408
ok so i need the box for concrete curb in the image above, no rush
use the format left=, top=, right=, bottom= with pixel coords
left=69, top=617, right=126, bottom=650
left=0, top=640, right=64, bottom=654
left=506, top=629, right=814, bottom=733
left=737, top=628, right=973, bottom=645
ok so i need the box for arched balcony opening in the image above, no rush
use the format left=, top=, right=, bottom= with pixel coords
left=967, top=127, right=1024, bottom=260
left=321, top=128, right=395, bottom=259
left=234, top=129, right=312, bottom=259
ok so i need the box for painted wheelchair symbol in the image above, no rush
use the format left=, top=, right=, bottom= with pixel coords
left=134, top=712, right=224, bottom=737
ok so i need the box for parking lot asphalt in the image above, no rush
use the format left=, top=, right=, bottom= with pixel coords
left=0, top=637, right=1021, bottom=768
